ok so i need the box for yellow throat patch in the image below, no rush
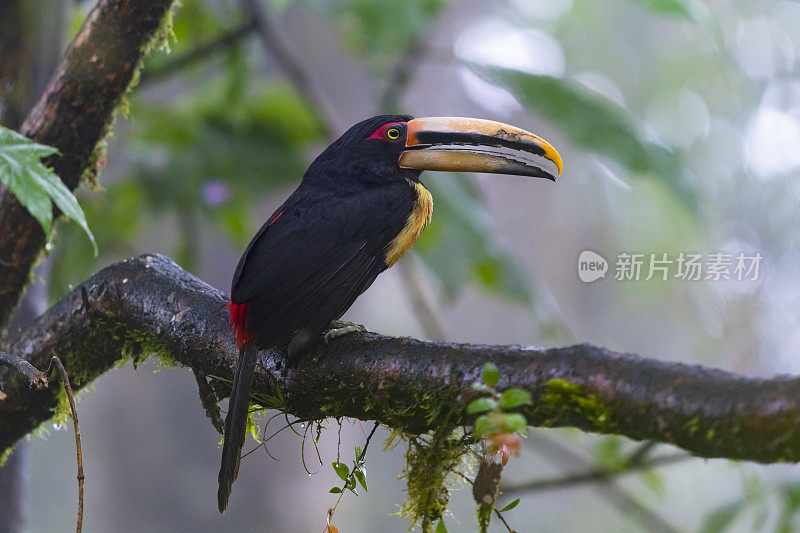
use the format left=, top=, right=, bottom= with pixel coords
left=385, top=180, right=433, bottom=267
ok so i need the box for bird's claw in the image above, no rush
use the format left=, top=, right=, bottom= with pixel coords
left=324, top=321, right=367, bottom=344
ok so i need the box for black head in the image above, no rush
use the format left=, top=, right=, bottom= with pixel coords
left=303, top=115, right=420, bottom=189
left=301, top=114, right=564, bottom=191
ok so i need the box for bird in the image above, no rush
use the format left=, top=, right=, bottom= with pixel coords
left=217, top=114, right=562, bottom=512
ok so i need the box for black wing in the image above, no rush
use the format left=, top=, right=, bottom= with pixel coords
left=231, top=183, right=414, bottom=349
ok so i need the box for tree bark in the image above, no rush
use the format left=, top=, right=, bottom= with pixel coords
left=0, top=0, right=176, bottom=331
left=0, top=3, right=69, bottom=529
left=2, top=253, right=800, bottom=465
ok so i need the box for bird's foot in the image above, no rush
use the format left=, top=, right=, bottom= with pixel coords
left=324, top=321, right=368, bottom=344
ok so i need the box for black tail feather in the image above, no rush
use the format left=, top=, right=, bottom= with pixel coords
left=218, top=343, right=258, bottom=512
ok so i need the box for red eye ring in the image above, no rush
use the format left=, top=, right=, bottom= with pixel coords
left=366, top=122, right=405, bottom=141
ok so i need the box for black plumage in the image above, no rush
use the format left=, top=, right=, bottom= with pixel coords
left=217, top=112, right=562, bottom=512
left=231, top=114, right=421, bottom=354
left=219, top=115, right=425, bottom=512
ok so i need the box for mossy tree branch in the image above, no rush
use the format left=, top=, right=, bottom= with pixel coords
left=0, top=0, right=176, bottom=331
left=1, top=253, right=800, bottom=463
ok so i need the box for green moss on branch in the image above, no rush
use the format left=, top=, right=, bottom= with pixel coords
left=3, top=254, right=800, bottom=466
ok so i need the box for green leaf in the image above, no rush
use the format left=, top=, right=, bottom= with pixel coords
left=332, top=461, right=349, bottom=481
left=473, top=414, right=495, bottom=437
left=435, top=521, right=448, bottom=533
left=0, top=128, right=57, bottom=239
left=0, top=126, right=97, bottom=254
left=467, top=397, right=499, bottom=415
left=471, top=66, right=696, bottom=210
left=593, top=436, right=627, bottom=472
left=37, top=167, right=97, bottom=255
left=626, top=0, right=704, bottom=18
left=482, top=363, right=500, bottom=387
left=699, top=499, right=747, bottom=533
left=500, top=413, right=528, bottom=434
left=245, top=409, right=262, bottom=443
left=777, top=481, right=800, bottom=532
left=500, top=389, right=532, bottom=409
left=473, top=412, right=528, bottom=437
left=321, top=0, right=448, bottom=71
left=624, top=0, right=721, bottom=41
left=354, top=469, right=367, bottom=492
left=640, top=468, right=666, bottom=498
left=499, top=498, right=520, bottom=512
left=329, top=487, right=342, bottom=494
left=780, top=481, right=800, bottom=512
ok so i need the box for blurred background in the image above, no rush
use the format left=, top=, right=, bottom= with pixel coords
left=3, top=0, right=800, bottom=531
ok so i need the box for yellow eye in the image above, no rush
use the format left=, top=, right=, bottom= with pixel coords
left=386, top=127, right=401, bottom=140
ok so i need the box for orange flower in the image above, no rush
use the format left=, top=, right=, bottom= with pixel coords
left=489, top=433, right=521, bottom=466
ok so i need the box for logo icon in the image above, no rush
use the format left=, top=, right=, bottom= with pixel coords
left=578, top=251, right=608, bottom=283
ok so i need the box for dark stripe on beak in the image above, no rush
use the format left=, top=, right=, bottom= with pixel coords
left=407, top=130, right=548, bottom=159
left=400, top=117, right=563, bottom=180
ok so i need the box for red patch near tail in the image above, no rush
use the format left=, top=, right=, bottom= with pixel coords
left=227, top=300, right=253, bottom=349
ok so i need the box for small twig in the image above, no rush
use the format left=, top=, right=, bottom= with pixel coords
left=378, top=32, right=427, bottom=112
left=362, top=422, right=379, bottom=458
left=192, top=369, right=224, bottom=434
left=502, top=451, right=689, bottom=494
left=626, top=440, right=658, bottom=466
left=397, top=257, right=449, bottom=341
left=241, top=418, right=306, bottom=459
left=142, top=20, right=257, bottom=83
left=375, top=24, right=451, bottom=343
left=46, top=356, right=83, bottom=533
left=312, top=420, right=324, bottom=466
left=0, top=350, right=48, bottom=389
left=301, top=419, right=319, bottom=474
left=336, top=419, right=342, bottom=464
left=329, top=422, right=380, bottom=520
left=502, top=433, right=682, bottom=533
left=493, top=506, right=514, bottom=533
left=240, top=0, right=340, bottom=136
left=453, top=469, right=471, bottom=483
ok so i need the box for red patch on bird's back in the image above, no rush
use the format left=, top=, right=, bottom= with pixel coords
left=227, top=300, right=253, bottom=349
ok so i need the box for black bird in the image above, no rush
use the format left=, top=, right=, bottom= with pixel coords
left=218, top=114, right=563, bottom=512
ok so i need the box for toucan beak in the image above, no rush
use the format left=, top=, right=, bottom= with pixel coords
left=399, top=117, right=563, bottom=180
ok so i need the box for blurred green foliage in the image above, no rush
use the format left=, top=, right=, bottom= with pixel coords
left=697, top=474, right=800, bottom=533
left=475, top=65, right=697, bottom=209
left=49, top=0, right=716, bottom=318
left=625, top=0, right=720, bottom=40
left=33, top=0, right=800, bottom=530
left=50, top=2, right=324, bottom=299
left=416, top=172, right=535, bottom=304
left=318, top=0, right=449, bottom=71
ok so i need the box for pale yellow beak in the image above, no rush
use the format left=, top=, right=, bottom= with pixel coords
left=399, top=117, right=563, bottom=180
